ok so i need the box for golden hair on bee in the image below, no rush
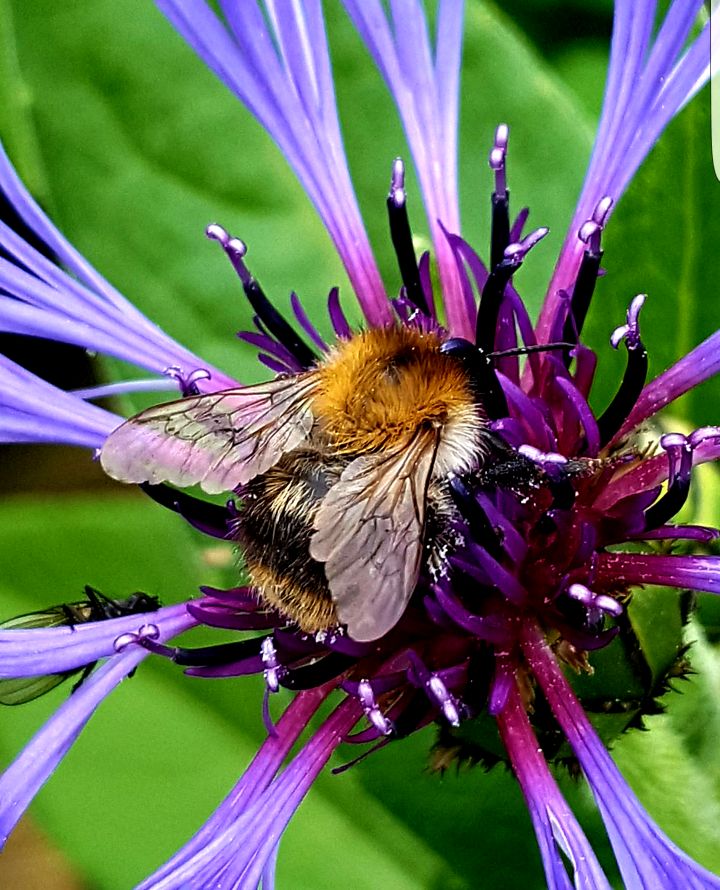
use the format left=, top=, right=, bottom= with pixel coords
left=314, top=326, right=481, bottom=453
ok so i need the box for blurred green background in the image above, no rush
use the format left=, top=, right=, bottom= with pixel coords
left=1, top=0, right=720, bottom=887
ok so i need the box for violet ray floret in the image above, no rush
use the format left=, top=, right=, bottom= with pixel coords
left=523, top=623, right=720, bottom=890
left=0, top=607, right=195, bottom=846
left=497, top=683, right=612, bottom=889
left=0, top=603, right=191, bottom=679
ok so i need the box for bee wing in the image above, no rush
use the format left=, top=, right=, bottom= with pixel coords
left=0, top=604, right=85, bottom=630
left=310, top=430, right=440, bottom=642
left=0, top=673, right=72, bottom=706
left=100, top=375, right=317, bottom=494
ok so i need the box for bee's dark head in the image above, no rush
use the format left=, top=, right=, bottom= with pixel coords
left=440, top=337, right=495, bottom=402
left=441, top=337, right=574, bottom=411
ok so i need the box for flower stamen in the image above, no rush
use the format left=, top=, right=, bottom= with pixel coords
left=206, top=223, right=317, bottom=369
left=562, top=196, right=613, bottom=346
left=164, top=365, right=212, bottom=396
left=261, top=637, right=283, bottom=694
left=356, top=678, right=394, bottom=737
left=598, top=294, right=649, bottom=445
left=477, top=227, right=549, bottom=354
left=406, top=654, right=462, bottom=727
left=386, top=157, right=429, bottom=316
left=489, top=123, right=510, bottom=269
left=567, top=582, right=623, bottom=618
left=644, top=428, right=720, bottom=530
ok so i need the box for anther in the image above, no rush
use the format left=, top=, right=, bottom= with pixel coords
left=357, top=679, right=394, bottom=736
left=164, top=365, right=212, bottom=397
left=567, top=583, right=623, bottom=618
left=562, top=196, right=613, bottom=349
left=261, top=637, right=283, bottom=693
left=517, top=445, right=575, bottom=510
left=386, top=158, right=430, bottom=315
left=598, top=295, right=648, bottom=446
left=489, top=124, right=509, bottom=197
left=407, top=653, right=462, bottom=727
left=489, top=124, right=510, bottom=269
left=427, top=674, right=461, bottom=727
left=206, top=223, right=317, bottom=370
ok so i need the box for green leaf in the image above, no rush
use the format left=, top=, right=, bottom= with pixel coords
left=613, top=712, right=720, bottom=872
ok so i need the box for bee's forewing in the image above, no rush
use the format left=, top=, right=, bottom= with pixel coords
left=100, top=376, right=317, bottom=494
left=310, top=431, right=439, bottom=642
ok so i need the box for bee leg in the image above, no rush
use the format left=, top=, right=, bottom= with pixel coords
left=140, top=482, right=234, bottom=539
left=280, top=652, right=358, bottom=691
left=170, top=637, right=273, bottom=667
left=388, top=689, right=432, bottom=740
left=449, top=476, right=505, bottom=558
left=70, top=661, right=98, bottom=694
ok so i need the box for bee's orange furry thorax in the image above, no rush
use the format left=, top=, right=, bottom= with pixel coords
left=312, top=326, right=478, bottom=453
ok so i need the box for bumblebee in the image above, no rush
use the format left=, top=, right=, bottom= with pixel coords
left=101, top=326, right=489, bottom=642
left=0, top=586, right=160, bottom=705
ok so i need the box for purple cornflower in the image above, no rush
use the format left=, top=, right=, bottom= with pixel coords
left=0, top=1, right=719, bottom=888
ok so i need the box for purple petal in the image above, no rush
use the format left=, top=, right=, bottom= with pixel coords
left=524, top=624, right=720, bottom=889
left=619, top=330, right=720, bottom=436
left=596, top=552, right=720, bottom=595
left=140, top=692, right=358, bottom=888
left=156, top=0, right=390, bottom=326
left=497, top=681, right=612, bottom=890
left=0, top=157, right=237, bottom=392
left=0, top=356, right=118, bottom=447
left=537, top=1, right=710, bottom=340
left=342, top=0, right=471, bottom=337
left=0, top=603, right=193, bottom=678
